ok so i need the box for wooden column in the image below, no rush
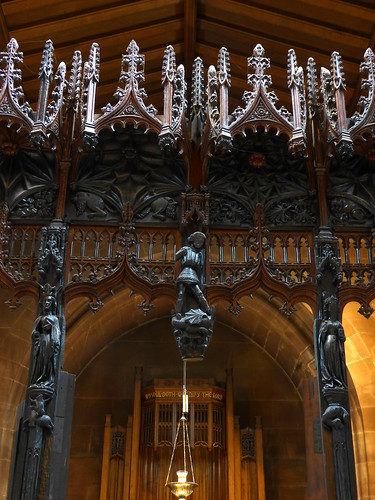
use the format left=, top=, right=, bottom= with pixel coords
left=100, top=415, right=112, bottom=500
left=55, top=160, right=71, bottom=221
left=234, top=416, right=242, bottom=500
left=255, top=416, right=266, bottom=500
left=314, top=232, right=357, bottom=500
left=208, top=401, right=213, bottom=450
left=122, top=416, right=133, bottom=500
left=129, top=367, right=142, bottom=499
left=226, top=368, right=235, bottom=500
left=303, top=378, right=333, bottom=500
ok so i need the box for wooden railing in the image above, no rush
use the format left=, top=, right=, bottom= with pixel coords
left=2, top=225, right=374, bottom=289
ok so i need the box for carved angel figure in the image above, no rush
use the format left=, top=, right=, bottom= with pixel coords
left=30, top=285, right=61, bottom=389
left=319, top=295, right=347, bottom=389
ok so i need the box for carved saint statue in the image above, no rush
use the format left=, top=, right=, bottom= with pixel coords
left=176, top=231, right=210, bottom=314
left=172, top=232, right=214, bottom=360
left=319, top=295, right=347, bottom=390
left=29, top=285, right=61, bottom=392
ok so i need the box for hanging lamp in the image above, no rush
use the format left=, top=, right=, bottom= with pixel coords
left=165, top=361, right=198, bottom=499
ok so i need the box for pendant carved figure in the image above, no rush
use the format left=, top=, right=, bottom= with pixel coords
left=172, top=232, right=214, bottom=360
left=26, top=394, right=54, bottom=431
left=319, top=295, right=347, bottom=390
left=29, top=285, right=61, bottom=399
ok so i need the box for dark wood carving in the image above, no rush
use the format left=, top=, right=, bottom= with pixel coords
left=206, top=129, right=315, bottom=228
left=0, top=39, right=33, bottom=132
left=69, top=125, right=185, bottom=224
left=0, top=36, right=373, bottom=500
left=314, top=231, right=357, bottom=500
left=8, top=222, right=69, bottom=500
left=172, top=232, right=214, bottom=360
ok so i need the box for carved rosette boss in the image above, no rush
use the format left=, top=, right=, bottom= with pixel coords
left=172, top=232, right=214, bottom=360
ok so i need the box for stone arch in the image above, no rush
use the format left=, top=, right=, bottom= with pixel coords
left=64, top=286, right=316, bottom=499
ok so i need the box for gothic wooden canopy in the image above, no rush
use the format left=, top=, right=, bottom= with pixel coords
left=0, top=0, right=374, bottom=315
left=0, top=0, right=374, bottom=115
left=1, top=4, right=374, bottom=498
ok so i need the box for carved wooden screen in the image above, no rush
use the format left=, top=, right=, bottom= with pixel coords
left=138, top=382, right=227, bottom=500
left=241, top=428, right=258, bottom=500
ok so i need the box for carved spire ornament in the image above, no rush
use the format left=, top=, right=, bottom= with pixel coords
left=36, top=40, right=54, bottom=123
left=68, top=50, right=83, bottom=110
left=320, top=51, right=353, bottom=158
left=82, top=42, right=100, bottom=146
left=306, top=57, right=319, bottom=111
left=159, top=46, right=187, bottom=150
left=190, top=56, right=205, bottom=143
left=46, top=62, right=67, bottom=129
left=216, top=47, right=232, bottom=151
left=159, top=45, right=177, bottom=150
left=94, top=40, right=160, bottom=136
left=287, top=48, right=306, bottom=154
left=0, top=38, right=32, bottom=130
left=349, top=48, right=375, bottom=157
left=30, top=40, right=67, bottom=146
left=230, top=44, right=293, bottom=139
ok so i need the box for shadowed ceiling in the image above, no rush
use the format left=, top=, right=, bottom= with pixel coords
left=0, top=0, right=374, bottom=117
